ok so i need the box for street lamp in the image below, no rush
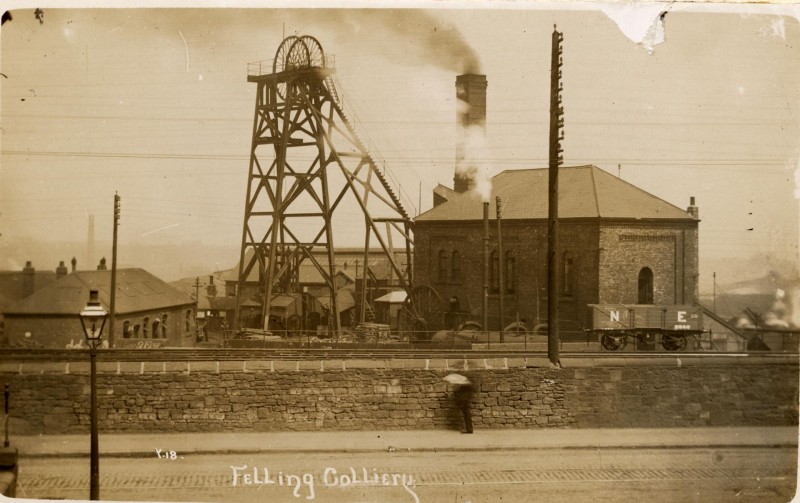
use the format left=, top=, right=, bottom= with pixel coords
left=79, top=289, right=107, bottom=501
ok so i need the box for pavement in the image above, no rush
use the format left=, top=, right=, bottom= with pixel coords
left=10, top=426, right=798, bottom=458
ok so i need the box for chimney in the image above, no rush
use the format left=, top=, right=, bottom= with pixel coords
left=206, top=275, right=217, bottom=297
left=87, top=214, right=96, bottom=270
left=71, top=256, right=77, bottom=272
left=687, top=196, right=699, bottom=219
left=454, top=73, right=487, bottom=194
left=22, top=260, right=35, bottom=298
left=56, top=260, right=68, bottom=279
left=97, top=257, right=108, bottom=270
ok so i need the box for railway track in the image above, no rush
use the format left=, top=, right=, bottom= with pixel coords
left=1, top=348, right=795, bottom=362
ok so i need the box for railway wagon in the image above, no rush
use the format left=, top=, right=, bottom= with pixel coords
left=588, top=304, right=704, bottom=351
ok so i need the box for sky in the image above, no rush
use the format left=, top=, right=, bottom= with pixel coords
left=1, top=2, right=798, bottom=291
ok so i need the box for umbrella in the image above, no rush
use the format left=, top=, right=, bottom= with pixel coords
left=443, top=373, right=470, bottom=385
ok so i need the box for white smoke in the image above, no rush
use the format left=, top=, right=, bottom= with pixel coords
left=763, top=288, right=790, bottom=328
left=787, top=287, right=800, bottom=329
left=762, top=287, right=800, bottom=330
left=457, top=124, right=492, bottom=202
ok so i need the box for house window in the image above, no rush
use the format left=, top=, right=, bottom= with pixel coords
left=185, top=309, right=193, bottom=333
left=562, top=252, right=574, bottom=296
left=133, top=324, right=141, bottom=337
left=142, top=316, right=150, bottom=338
left=152, top=319, right=160, bottom=339
left=122, top=321, right=132, bottom=338
left=437, top=250, right=448, bottom=282
left=638, top=267, right=654, bottom=304
left=450, top=251, right=461, bottom=283
left=490, top=251, right=499, bottom=292
left=505, top=250, right=516, bottom=293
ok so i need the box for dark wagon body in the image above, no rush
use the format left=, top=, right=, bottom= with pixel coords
left=588, top=304, right=704, bottom=351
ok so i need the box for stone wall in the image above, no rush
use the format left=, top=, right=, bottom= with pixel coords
left=1, top=357, right=796, bottom=434
left=598, top=223, right=698, bottom=306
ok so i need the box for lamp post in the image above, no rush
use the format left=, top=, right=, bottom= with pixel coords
left=79, top=289, right=108, bottom=501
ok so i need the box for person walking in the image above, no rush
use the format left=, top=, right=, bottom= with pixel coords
left=444, top=373, right=474, bottom=434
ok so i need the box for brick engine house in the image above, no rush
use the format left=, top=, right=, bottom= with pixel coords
left=414, top=74, right=700, bottom=338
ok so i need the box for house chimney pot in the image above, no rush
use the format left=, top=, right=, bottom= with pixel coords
left=56, top=260, right=68, bottom=279
left=97, top=257, right=108, bottom=270
left=22, top=260, right=35, bottom=297
left=71, top=257, right=77, bottom=272
left=206, top=276, right=217, bottom=297
left=687, top=196, right=699, bottom=219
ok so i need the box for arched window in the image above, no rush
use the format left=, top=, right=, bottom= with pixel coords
left=490, top=251, right=499, bottom=292
left=151, top=319, right=160, bottom=340
left=450, top=251, right=461, bottom=282
left=161, top=313, right=169, bottom=339
left=122, top=321, right=132, bottom=339
left=142, top=316, right=150, bottom=338
left=638, top=267, right=654, bottom=304
left=562, top=251, right=574, bottom=296
left=133, top=324, right=141, bottom=337
left=437, top=250, right=448, bottom=282
left=505, top=250, right=516, bottom=294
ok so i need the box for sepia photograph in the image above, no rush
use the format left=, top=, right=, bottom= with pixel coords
left=0, top=1, right=798, bottom=502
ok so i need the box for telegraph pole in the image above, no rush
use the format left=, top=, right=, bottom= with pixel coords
left=109, top=193, right=120, bottom=348
left=713, top=272, right=716, bottom=313
left=194, top=277, right=201, bottom=339
left=496, top=196, right=504, bottom=342
left=482, top=202, right=490, bottom=342
left=547, top=26, right=565, bottom=367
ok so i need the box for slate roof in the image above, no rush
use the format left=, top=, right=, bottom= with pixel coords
left=5, top=269, right=195, bottom=316
left=0, top=270, right=58, bottom=312
left=416, top=165, right=695, bottom=222
left=433, top=183, right=459, bottom=202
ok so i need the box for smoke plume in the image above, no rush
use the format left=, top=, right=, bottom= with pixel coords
left=330, top=10, right=481, bottom=74
left=457, top=123, right=492, bottom=202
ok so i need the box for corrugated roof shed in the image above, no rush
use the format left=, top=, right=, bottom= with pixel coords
left=416, top=165, right=694, bottom=222
left=5, top=269, right=195, bottom=315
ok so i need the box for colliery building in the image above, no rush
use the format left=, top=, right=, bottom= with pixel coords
left=414, top=165, right=700, bottom=337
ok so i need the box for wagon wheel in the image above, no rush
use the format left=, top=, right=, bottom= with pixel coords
left=400, top=285, right=445, bottom=342
left=601, top=333, right=627, bottom=351
left=662, top=333, right=688, bottom=352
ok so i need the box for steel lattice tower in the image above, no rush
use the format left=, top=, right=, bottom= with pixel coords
left=234, top=36, right=414, bottom=334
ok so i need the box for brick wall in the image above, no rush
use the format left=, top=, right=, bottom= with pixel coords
left=416, top=220, right=601, bottom=334
left=1, top=357, right=796, bottom=434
